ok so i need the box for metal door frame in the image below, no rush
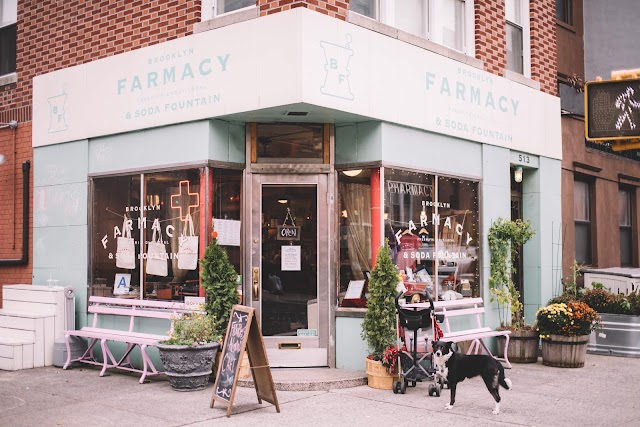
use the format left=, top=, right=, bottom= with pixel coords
left=244, top=172, right=330, bottom=366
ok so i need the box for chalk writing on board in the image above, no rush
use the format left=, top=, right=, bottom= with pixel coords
left=215, top=310, right=249, bottom=401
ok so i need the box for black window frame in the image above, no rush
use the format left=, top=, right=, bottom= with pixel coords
left=0, top=22, right=16, bottom=76
left=556, top=0, right=573, bottom=25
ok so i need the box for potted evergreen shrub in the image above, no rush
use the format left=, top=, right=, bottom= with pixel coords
left=488, top=218, right=537, bottom=363
left=361, top=240, right=400, bottom=390
left=200, top=226, right=243, bottom=375
left=157, top=311, right=221, bottom=391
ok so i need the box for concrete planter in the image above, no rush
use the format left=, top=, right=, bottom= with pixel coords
left=157, top=342, right=219, bottom=391
left=588, top=313, right=640, bottom=358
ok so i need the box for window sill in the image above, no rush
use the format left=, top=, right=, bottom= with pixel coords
left=335, top=307, right=367, bottom=318
left=503, top=70, right=541, bottom=90
left=194, top=6, right=259, bottom=34
left=556, top=19, right=576, bottom=33
left=0, top=72, right=17, bottom=88
left=347, top=11, right=484, bottom=71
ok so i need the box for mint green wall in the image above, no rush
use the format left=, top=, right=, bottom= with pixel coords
left=336, top=316, right=368, bottom=370
left=522, top=157, right=562, bottom=322
left=89, top=119, right=244, bottom=174
left=33, top=140, right=89, bottom=328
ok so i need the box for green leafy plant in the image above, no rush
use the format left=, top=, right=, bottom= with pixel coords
left=361, top=240, right=399, bottom=363
left=581, top=287, right=640, bottom=315
left=201, top=226, right=240, bottom=337
left=488, top=217, right=535, bottom=329
left=162, top=311, right=221, bottom=346
left=536, top=301, right=600, bottom=338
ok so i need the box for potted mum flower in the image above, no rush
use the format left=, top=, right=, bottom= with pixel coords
left=157, top=311, right=222, bottom=391
left=536, top=301, right=600, bottom=368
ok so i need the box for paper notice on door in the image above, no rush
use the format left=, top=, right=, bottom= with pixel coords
left=281, top=245, right=301, bottom=271
left=213, top=219, right=241, bottom=246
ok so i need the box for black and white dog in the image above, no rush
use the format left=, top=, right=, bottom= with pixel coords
left=432, top=340, right=512, bottom=415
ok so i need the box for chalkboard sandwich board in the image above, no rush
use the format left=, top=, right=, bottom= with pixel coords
left=210, top=305, right=280, bottom=417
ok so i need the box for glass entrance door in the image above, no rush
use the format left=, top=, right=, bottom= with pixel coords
left=249, top=174, right=329, bottom=367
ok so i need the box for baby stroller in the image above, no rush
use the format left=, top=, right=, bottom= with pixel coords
left=393, top=290, right=445, bottom=396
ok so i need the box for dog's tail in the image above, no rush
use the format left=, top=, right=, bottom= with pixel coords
left=499, top=373, right=512, bottom=391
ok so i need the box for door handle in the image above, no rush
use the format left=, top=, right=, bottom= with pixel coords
left=252, top=267, right=260, bottom=300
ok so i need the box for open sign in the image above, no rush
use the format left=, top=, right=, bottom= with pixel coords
left=277, top=225, right=301, bottom=241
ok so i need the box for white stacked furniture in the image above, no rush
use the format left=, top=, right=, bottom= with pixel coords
left=0, top=285, right=74, bottom=371
left=584, top=267, right=640, bottom=295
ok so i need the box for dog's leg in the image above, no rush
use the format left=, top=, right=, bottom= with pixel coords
left=445, top=382, right=456, bottom=410
left=483, top=373, right=502, bottom=415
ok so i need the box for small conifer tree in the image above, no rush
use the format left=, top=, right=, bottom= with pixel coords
left=201, top=226, right=239, bottom=337
left=361, top=240, right=399, bottom=359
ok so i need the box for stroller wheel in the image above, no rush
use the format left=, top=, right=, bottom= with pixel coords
left=393, top=381, right=401, bottom=394
left=400, top=380, right=407, bottom=394
left=428, top=384, right=435, bottom=396
left=435, top=385, right=441, bottom=397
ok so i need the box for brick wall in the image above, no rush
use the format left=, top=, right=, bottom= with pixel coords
left=530, top=0, right=557, bottom=95
left=0, top=123, right=33, bottom=303
left=259, top=0, right=347, bottom=20
left=475, top=0, right=507, bottom=77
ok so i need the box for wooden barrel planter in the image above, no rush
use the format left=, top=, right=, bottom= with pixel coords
left=365, top=358, right=398, bottom=390
left=541, top=334, right=590, bottom=368
left=496, top=329, right=539, bottom=363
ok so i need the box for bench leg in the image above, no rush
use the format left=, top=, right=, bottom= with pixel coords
left=139, top=344, right=150, bottom=384
left=63, top=334, right=72, bottom=370
left=100, top=339, right=118, bottom=377
left=502, top=335, right=512, bottom=369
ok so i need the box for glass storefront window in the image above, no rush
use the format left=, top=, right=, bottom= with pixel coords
left=338, top=169, right=373, bottom=304
left=384, top=169, right=479, bottom=301
left=91, top=167, right=243, bottom=302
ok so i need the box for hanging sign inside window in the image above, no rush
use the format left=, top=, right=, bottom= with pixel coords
left=281, top=245, right=301, bottom=271
left=113, top=273, right=131, bottom=295
left=213, top=219, right=241, bottom=246
left=276, top=225, right=301, bottom=241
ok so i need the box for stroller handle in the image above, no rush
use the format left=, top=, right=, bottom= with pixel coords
left=395, top=289, right=434, bottom=312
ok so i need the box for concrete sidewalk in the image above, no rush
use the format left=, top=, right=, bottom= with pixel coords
left=1, top=353, right=639, bottom=427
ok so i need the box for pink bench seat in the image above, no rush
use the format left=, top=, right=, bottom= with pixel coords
left=63, top=296, right=191, bottom=384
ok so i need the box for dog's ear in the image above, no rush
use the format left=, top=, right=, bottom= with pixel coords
left=445, top=341, right=453, bottom=352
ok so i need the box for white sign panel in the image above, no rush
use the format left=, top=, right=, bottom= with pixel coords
left=213, top=219, right=241, bottom=247
left=33, top=8, right=561, bottom=159
left=113, top=273, right=131, bottom=295
left=281, top=245, right=301, bottom=272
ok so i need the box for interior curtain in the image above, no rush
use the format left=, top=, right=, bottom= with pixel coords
left=339, top=182, right=372, bottom=280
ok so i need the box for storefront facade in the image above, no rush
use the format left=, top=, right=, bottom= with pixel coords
left=31, top=8, right=561, bottom=369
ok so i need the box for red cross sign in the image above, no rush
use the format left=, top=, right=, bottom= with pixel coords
left=170, top=180, right=200, bottom=221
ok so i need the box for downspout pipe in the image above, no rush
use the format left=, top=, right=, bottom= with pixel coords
left=0, top=160, right=30, bottom=266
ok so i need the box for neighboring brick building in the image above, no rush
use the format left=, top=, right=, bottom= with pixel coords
left=557, top=0, right=640, bottom=284
left=1, top=0, right=559, bottom=369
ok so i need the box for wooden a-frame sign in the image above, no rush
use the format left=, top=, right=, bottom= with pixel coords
left=210, top=305, right=280, bottom=417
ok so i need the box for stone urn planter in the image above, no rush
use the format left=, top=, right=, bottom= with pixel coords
left=541, top=334, right=589, bottom=368
left=365, top=357, right=398, bottom=390
left=158, top=342, right=220, bottom=391
left=496, top=329, right=539, bottom=363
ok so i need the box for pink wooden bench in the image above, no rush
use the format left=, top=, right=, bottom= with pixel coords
left=63, top=296, right=193, bottom=383
left=434, top=297, right=512, bottom=368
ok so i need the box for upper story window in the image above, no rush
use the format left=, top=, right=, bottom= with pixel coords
left=505, top=0, right=530, bottom=76
left=0, top=0, right=17, bottom=76
left=216, top=0, right=255, bottom=15
left=619, top=188, right=633, bottom=267
left=350, top=0, right=472, bottom=54
left=574, top=178, right=592, bottom=265
left=201, top=0, right=255, bottom=20
left=556, top=0, right=572, bottom=25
